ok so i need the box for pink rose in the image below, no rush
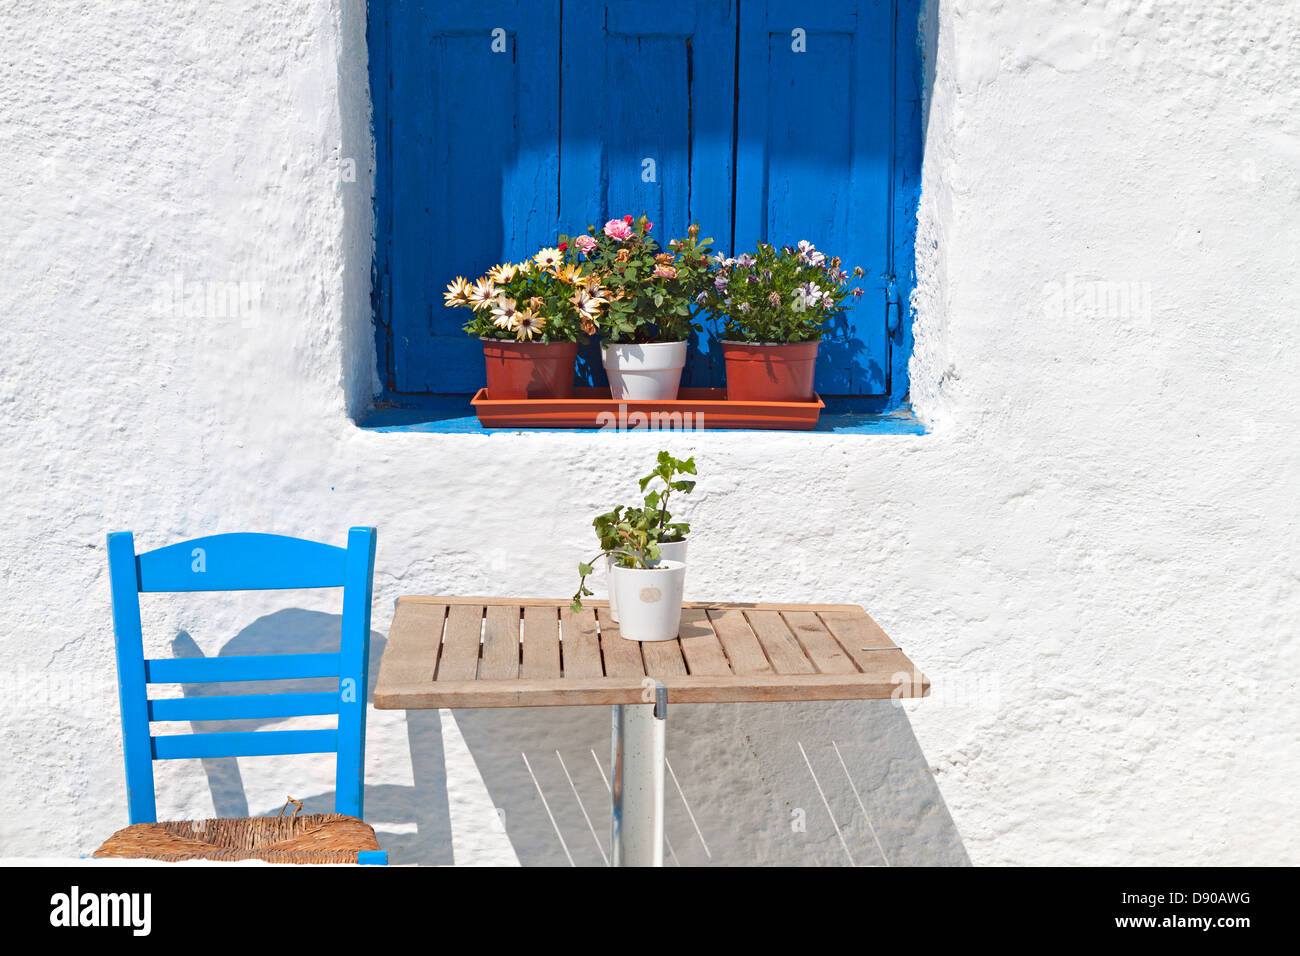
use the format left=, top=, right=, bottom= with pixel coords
left=645, top=221, right=653, bottom=232
left=604, top=219, right=633, bottom=240
left=653, top=264, right=677, bottom=279
left=574, top=235, right=598, bottom=256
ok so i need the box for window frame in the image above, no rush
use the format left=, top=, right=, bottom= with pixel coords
left=365, top=0, right=923, bottom=422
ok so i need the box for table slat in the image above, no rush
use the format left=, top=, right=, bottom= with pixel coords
left=521, top=605, right=561, bottom=679
left=677, top=607, right=732, bottom=675
left=641, top=636, right=688, bottom=678
left=707, top=608, right=773, bottom=674
left=817, top=609, right=907, bottom=672
left=745, top=611, right=816, bottom=674
left=378, top=602, right=445, bottom=685
left=480, top=604, right=520, bottom=680
left=437, top=604, right=485, bottom=681
left=597, top=608, right=645, bottom=678
left=560, top=607, right=603, bottom=678
left=782, top=610, right=859, bottom=674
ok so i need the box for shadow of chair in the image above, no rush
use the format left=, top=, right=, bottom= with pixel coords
left=170, top=608, right=454, bottom=865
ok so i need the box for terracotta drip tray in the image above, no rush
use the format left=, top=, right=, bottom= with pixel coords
left=470, top=387, right=824, bottom=430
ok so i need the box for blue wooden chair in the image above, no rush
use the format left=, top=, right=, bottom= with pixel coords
left=95, top=528, right=387, bottom=864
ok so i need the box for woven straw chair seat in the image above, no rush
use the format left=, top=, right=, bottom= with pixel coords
left=93, top=813, right=381, bottom=864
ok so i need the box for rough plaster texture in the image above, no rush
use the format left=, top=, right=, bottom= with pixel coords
left=1, top=0, right=1297, bottom=864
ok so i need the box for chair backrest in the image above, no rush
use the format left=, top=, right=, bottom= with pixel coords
left=106, top=529, right=378, bottom=824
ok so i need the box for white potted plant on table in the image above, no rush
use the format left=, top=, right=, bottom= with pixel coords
left=636, top=450, right=696, bottom=567
left=572, top=452, right=698, bottom=642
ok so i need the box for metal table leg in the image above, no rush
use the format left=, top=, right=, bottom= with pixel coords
left=610, top=683, right=667, bottom=867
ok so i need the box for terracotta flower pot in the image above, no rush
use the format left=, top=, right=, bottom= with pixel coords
left=481, top=338, right=579, bottom=399
left=721, top=340, right=820, bottom=402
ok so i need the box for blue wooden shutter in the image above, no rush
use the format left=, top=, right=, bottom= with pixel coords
left=735, top=0, right=896, bottom=396
left=384, top=1, right=561, bottom=394
left=560, top=0, right=737, bottom=387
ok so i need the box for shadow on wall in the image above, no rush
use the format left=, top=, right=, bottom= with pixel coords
left=454, top=699, right=969, bottom=867
left=171, top=609, right=453, bottom=866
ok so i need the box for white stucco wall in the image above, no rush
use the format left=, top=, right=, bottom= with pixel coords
left=2, top=0, right=1296, bottom=864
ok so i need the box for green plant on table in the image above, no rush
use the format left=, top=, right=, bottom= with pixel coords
left=638, top=451, right=696, bottom=543
left=570, top=451, right=699, bottom=612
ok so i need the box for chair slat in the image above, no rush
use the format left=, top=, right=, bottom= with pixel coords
left=147, top=692, right=340, bottom=723
left=144, top=653, right=340, bottom=684
left=335, top=526, right=377, bottom=819
left=136, top=533, right=348, bottom=592
left=107, top=531, right=157, bottom=824
left=151, top=729, right=339, bottom=760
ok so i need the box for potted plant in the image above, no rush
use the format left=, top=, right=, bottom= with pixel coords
left=444, top=245, right=609, bottom=399
left=571, top=507, right=685, bottom=642
left=572, top=214, right=713, bottom=400
left=700, top=240, right=865, bottom=402
left=599, top=452, right=697, bottom=622
left=572, top=451, right=698, bottom=641
left=637, top=450, right=696, bottom=567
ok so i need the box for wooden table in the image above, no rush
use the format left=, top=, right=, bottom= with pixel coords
left=374, top=596, right=928, bottom=865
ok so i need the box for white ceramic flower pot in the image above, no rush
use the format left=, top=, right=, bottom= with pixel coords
left=648, top=539, right=687, bottom=566
left=607, top=540, right=687, bottom=623
left=602, top=341, right=688, bottom=400
left=610, top=561, right=686, bottom=642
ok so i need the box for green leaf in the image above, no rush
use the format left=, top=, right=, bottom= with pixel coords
left=578, top=562, right=594, bottom=576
